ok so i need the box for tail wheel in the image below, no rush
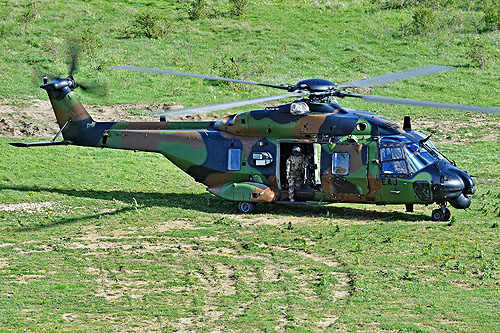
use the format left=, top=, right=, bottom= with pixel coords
left=238, top=202, right=256, bottom=214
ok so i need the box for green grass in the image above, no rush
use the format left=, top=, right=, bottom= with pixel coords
left=1, top=0, right=500, bottom=331
left=1, top=0, right=499, bottom=115
left=0, top=137, right=499, bottom=331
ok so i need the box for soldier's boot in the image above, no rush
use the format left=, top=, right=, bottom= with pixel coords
left=288, top=183, right=295, bottom=202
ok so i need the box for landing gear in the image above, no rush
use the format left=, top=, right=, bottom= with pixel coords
left=443, top=208, right=451, bottom=221
left=431, top=204, right=451, bottom=221
left=238, top=201, right=256, bottom=214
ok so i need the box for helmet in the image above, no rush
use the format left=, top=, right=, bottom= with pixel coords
left=292, top=146, right=301, bottom=154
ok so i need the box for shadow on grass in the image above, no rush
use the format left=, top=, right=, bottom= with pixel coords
left=1, top=185, right=429, bottom=227
left=14, top=207, right=136, bottom=232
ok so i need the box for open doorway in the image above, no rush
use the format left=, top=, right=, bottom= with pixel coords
left=278, top=142, right=322, bottom=193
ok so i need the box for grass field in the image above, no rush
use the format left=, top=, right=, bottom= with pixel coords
left=1, top=0, right=500, bottom=331
left=1, top=137, right=499, bottom=331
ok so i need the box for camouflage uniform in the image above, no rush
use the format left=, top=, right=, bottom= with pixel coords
left=286, top=149, right=305, bottom=202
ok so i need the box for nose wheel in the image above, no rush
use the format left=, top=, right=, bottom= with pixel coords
left=431, top=205, right=451, bottom=221
left=238, top=201, right=256, bottom=214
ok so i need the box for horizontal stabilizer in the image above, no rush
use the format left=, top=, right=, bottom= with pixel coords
left=9, top=140, right=71, bottom=147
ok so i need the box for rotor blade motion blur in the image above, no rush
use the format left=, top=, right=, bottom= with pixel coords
left=67, top=40, right=82, bottom=78
left=160, top=92, right=308, bottom=117
left=110, top=65, right=292, bottom=90
left=345, top=93, right=500, bottom=114
left=338, top=65, right=456, bottom=89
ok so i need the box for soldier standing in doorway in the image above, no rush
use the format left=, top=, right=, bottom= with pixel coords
left=286, top=146, right=306, bottom=202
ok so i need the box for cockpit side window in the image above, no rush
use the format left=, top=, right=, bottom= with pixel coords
left=380, top=145, right=409, bottom=175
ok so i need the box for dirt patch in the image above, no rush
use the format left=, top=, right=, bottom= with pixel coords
left=233, top=214, right=324, bottom=227
left=0, top=201, right=56, bottom=213
left=0, top=99, right=56, bottom=137
left=62, top=313, right=77, bottom=322
left=0, top=98, right=226, bottom=138
left=412, top=114, right=499, bottom=143
left=94, top=313, right=165, bottom=332
left=0, top=258, right=9, bottom=269
left=72, top=232, right=351, bottom=330
left=154, top=219, right=201, bottom=232
left=265, top=244, right=341, bottom=268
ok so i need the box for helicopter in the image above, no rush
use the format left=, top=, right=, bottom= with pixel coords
left=10, top=57, right=500, bottom=221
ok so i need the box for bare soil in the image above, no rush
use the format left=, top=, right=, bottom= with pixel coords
left=0, top=98, right=186, bottom=138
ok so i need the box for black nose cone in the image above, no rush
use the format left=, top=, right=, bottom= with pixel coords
left=433, top=173, right=464, bottom=201
left=457, top=170, right=475, bottom=195
left=433, top=169, right=475, bottom=209
left=449, top=193, right=471, bottom=209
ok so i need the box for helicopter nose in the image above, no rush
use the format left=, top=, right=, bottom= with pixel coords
left=433, top=172, right=464, bottom=202
left=432, top=169, right=475, bottom=209
left=457, top=170, right=475, bottom=195
left=448, top=170, right=474, bottom=209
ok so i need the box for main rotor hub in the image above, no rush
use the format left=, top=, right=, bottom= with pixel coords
left=296, top=78, right=337, bottom=92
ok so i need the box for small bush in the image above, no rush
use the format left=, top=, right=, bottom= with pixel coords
left=371, top=0, right=453, bottom=10
left=185, top=0, right=237, bottom=19
left=124, top=11, right=169, bottom=39
left=483, top=0, right=500, bottom=31
left=211, top=55, right=244, bottom=90
left=401, top=268, right=418, bottom=281
left=188, top=0, right=208, bottom=20
left=399, top=6, right=438, bottom=36
left=372, top=0, right=419, bottom=10
left=480, top=260, right=498, bottom=280
left=230, top=0, right=250, bottom=17
left=467, top=38, right=488, bottom=69
left=411, top=6, right=437, bottom=34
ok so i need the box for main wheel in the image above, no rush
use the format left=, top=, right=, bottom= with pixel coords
left=431, top=208, right=445, bottom=221
left=238, top=201, right=256, bottom=214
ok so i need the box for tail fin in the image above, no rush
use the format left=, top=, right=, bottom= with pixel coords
left=41, top=77, right=95, bottom=144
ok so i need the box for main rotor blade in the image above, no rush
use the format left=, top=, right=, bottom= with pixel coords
left=110, top=65, right=292, bottom=90
left=338, top=65, right=456, bottom=89
left=345, top=93, right=500, bottom=114
left=160, top=91, right=308, bottom=117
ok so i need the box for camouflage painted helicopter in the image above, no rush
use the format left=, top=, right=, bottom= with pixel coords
left=11, top=60, right=500, bottom=221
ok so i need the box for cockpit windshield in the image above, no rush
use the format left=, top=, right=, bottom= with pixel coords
left=423, top=140, right=447, bottom=160
left=404, top=143, right=438, bottom=173
left=380, top=139, right=444, bottom=175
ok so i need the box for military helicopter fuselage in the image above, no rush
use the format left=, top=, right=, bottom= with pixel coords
left=12, top=75, right=480, bottom=221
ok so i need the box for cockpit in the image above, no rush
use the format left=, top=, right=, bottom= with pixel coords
left=380, top=137, right=445, bottom=175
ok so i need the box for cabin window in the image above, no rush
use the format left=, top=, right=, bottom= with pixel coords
left=380, top=146, right=409, bottom=175
left=332, top=152, right=349, bottom=175
left=227, top=149, right=241, bottom=171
